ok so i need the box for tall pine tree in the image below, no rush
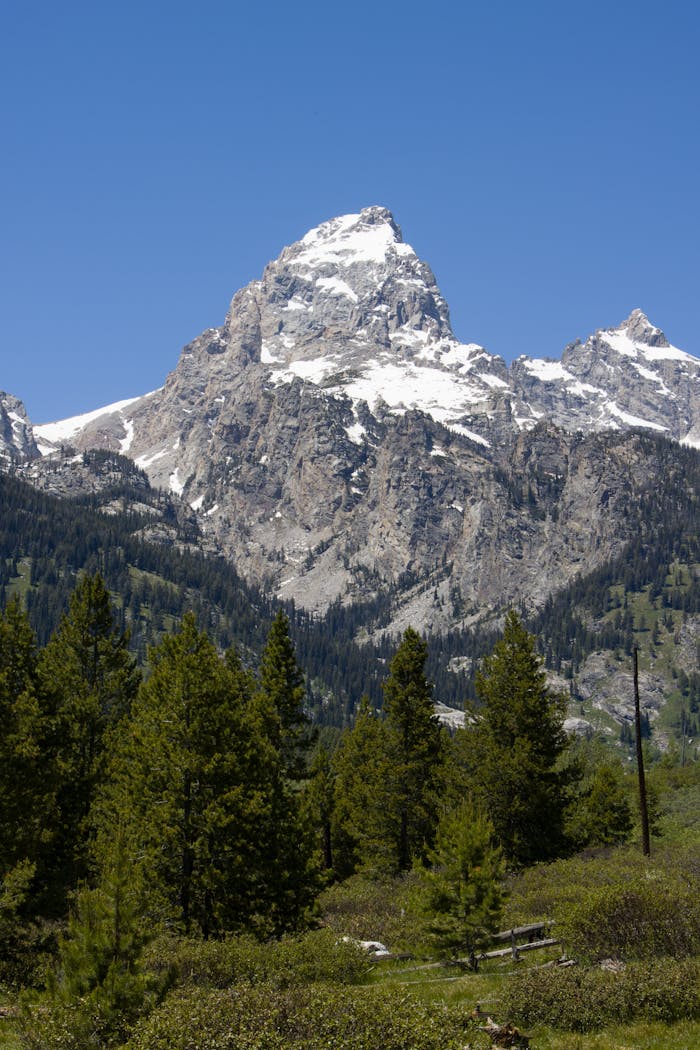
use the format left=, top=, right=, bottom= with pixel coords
left=331, top=697, right=393, bottom=876
left=257, top=610, right=311, bottom=780
left=471, top=610, right=573, bottom=866
left=38, top=574, right=140, bottom=897
left=0, top=599, right=47, bottom=871
left=383, top=628, right=444, bottom=872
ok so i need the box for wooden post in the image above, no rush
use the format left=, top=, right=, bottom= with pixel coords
left=633, top=647, right=651, bottom=857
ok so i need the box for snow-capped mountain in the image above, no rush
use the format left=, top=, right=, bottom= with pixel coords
left=511, top=308, right=700, bottom=445
left=10, top=207, right=700, bottom=626
left=33, top=207, right=699, bottom=465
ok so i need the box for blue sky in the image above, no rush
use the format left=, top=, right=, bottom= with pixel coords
left=2, top=0, right=698, bottom=422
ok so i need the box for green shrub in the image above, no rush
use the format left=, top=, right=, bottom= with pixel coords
left=504, top=844, right=700, bottom=929
left=143, top=928, right=370, bottom=989
left=20, top=996, right=141, bottom=1050
left=504, top=959, right=700, bottom=1032
left=318, top=873, right=420, bottom=950
left=560, top=878, right=700, bottom=962
left=125, top=982, right=472, bottom=1050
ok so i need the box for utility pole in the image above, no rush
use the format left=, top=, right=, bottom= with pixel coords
left=680, top=708, right=687, bottom=768
left=633, top=647, right=651, bottom=857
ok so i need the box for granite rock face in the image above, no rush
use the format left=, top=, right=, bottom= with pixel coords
left=10, top=207, right=699, bottom=630
left=0, top=392, right=37, bottom=469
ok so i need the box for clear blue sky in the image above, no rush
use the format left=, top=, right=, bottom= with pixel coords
left=2, top=0, right=698, bottom=422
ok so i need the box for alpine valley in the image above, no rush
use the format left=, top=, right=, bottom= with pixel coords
left=2, top=207, right=700, bottom=743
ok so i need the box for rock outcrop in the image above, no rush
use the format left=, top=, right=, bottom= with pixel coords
left=0, top=392, right=37, bottom=469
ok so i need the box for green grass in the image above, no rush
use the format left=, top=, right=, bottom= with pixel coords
left=524, top=1020, right=700, bottom=1048
left=364, top=964, right=700, bottom=1048
left=4, top=558, right=34, bottom=604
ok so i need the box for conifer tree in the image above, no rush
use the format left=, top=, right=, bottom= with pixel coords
left=417, top=800, right=504, bottom=963
left=24, top=829, right=161, bottom=1049
left=243, top=683, right=320, bottom=936
left=578, top=763, right=633, bottom=847
left=37, top=574, right=140, bottom=895
left=304, top=745, right=335, bottom=872
left=0, top=599, right=48, bottom=870
left=331, top=697, right=392, bottom=877
left=258, top=609, right=310, bottom=780
left=472, top=610, right=573, bottom=866
left=101, top=613, right=318, bottom=936
left=382, top=628, right=443, bottom=872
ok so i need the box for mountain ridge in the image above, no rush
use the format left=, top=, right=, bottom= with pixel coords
left=3, top=207, right=699, bottom=631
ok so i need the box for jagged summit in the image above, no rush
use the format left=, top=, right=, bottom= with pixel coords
left=620, top=308, right=669, bottom=347
left=290, top=206, right=407, bottom=265
left=575, top=309, right=694, bottom=368
left=246, top=204, right=456, bottom=359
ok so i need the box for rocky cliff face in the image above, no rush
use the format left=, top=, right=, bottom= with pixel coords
left=13, top=207, right=700, bottom=630
left=0, top=392, right=37, bottom=469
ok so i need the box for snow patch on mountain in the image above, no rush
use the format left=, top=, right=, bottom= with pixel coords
left=36, top=396, right=143, bottom=445
left=522, top=359, right=571, bottom=382
left=35, top=391, right=160, bottom=454
left=605, top=403, right=669, bottom=431
left=603, top=329, right=694, bottom=365
left=293, top=210, right=415, bottom=269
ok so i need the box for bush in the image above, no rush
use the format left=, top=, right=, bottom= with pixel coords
left=20, top=996, right=144, bottom=1050
left=143, top=928, right=371, bottom=989
left=125, top=982, right=471, bottom=1050
left=504, top=959, right=700, bottom=1032
left=504, top=844, right=700, bottom=929
left=560, top=878, right=700, bottom=962
left=318, top=873, right=420, bottom=950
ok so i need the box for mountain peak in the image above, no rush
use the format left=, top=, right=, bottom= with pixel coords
left=616, top=308, right=669, bottom=348
left=289, top=206, right=411, bottom=270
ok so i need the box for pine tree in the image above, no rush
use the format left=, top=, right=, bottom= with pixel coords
left=417, top=800, right=505, bottom=963
left=0, top=599, right=48, bottom=870
left=25, top=829, right=161, bottom=1049
left=382, top=628, right=443, bottom=872
left=472, top=611, right=573, bottom=866
left=258, top=610, right=311, bottom=780
left=564, top=738, right=633, bottom=849
left=100, top=613, right=318, bottom=936
left=37, top=574, right=140, bottom=897
left=304, top=745, right=335, bottom=872
left=579, top=763, right=633, bottom=847
left=331, top=697, right=393, bottom=877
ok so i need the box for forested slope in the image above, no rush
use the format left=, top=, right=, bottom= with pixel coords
left=2, top=434, right=699, bottom=740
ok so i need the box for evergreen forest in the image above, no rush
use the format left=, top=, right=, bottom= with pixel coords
left=0, top=571, right=698, bottom=1048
